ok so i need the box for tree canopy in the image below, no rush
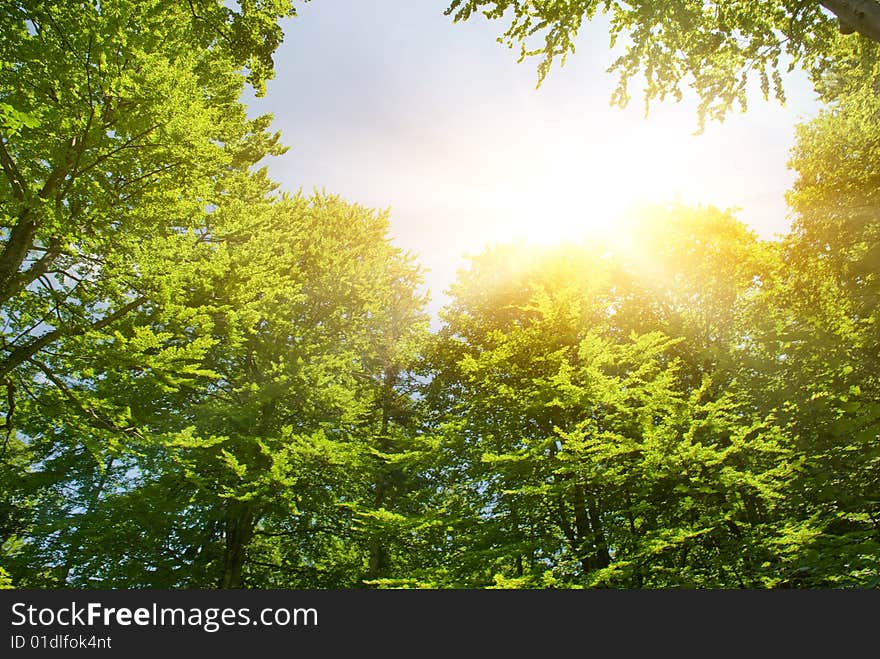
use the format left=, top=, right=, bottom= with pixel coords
left=444, top=0, right=880, bottom=124
left=0, top=0, right=877, bottom=590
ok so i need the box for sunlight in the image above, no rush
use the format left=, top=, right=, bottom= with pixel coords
left=470, top=117, right=720, bottom=251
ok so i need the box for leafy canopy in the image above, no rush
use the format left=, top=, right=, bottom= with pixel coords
left=444, top=0, right=879, bottom=125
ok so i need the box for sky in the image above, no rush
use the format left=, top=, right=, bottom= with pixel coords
left=244, top=1, right=823, bottom=314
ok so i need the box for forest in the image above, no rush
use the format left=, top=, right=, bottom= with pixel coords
left=0, top=0, right=878, bottom=589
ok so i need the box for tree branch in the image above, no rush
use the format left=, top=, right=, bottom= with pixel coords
left=7, top=239, right=63, bottom=301
left=0, top=295, right=148, bottom=379
left=0, top=137, right=27, bottom=200
left=73, top=123, right=162, bottom=180
left=28, top=357, right=143, bottom=440
left=0, top=211, right=39, bottom=305
left=820, top=0, right=880, bottom=42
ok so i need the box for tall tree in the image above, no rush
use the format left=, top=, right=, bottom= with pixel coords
left=0, top=0, right=297, bottom=585
left=4, top=191, right=431, bottom=589
left=423, top=226, right=793, bottom=588
left=0, top=0, right=292, bottom=427
left=735, top=55, right=880, bottom=586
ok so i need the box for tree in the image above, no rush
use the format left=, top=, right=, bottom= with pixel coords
left=732, top=58, right=880, bottom=586
left=0, top=0, right=292, bottom=437
left=422, top=227, right=795, bottom=588
left=444, top=0, right=879, bottom=125
left=172, top=193, right=429, bottom=589
left=606, top=205, right=769, bottom=390
left=0, top=0, right=299, bottom=585
left=2, top=191, right=431, bottom=589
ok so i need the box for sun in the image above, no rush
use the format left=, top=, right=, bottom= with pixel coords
left=465, top=117, right=718, bottom=250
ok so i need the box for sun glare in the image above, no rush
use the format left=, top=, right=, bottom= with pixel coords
left=468, top=117, right=721, bottom=252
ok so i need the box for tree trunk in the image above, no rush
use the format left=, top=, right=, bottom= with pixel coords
left=820, top=0, right=880, bottom=42
left=220, top=501, right=256, bottom=589
left=586, top=495, right=611, bottom=571
left=624, top=491, right=644, bottom=588
left=572, top=484, right=592, bottom=575
left=0, top=212, right=38, bottom=306
left=364, top=365, right=399, bottom=585
left=62, top=456, right=114, bottom=585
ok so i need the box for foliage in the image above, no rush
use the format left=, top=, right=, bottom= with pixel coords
left=1, top=0, right=877, bottom=591
left=733, top=61, right=880, bottom=586
left=420, top=227, right=799, bottom=588
left=443, top=0, right=879, bottom=126
left=0, top=0, right=293, bottom=436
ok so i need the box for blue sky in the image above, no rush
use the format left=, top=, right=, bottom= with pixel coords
left=244, top=1, right=823, bottom=312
